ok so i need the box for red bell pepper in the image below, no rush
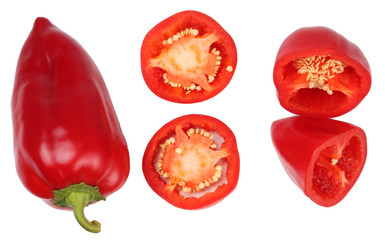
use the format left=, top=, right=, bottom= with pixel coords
left=273, top=26, right=371, bottom=118
left=271, top=116, right=367, bottom=207
left=142, top=114, right=240, bottom=209
left=141, top=10, right=237, bottom=103
left=11, top=17, right=130, bottom=233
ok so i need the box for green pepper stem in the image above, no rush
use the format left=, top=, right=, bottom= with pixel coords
left=65, top=192, right=101, bottom=233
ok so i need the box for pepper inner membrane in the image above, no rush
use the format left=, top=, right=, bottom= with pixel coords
left=282, top=55, right=361, bottom=114
left=149, top=28, right=233, bottom=94
left=312, top=136, right=363, bottom=200
left=154, top=126, right=229, bottom=198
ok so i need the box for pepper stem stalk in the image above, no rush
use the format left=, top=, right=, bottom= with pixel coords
left=65, top=192, right=101, bottom=233
left=52, top=182, right=106, bottom=233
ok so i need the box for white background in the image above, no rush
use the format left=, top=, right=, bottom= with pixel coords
left=1, top=0, right=383, bottom=239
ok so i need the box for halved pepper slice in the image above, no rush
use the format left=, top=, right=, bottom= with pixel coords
left=271, top=116, right=367, bottom=207
left=141, top=10, right=237, bottom=103
left=273, top=26, right=371, bottom=118
left=142, top=114, right=240, bottom=209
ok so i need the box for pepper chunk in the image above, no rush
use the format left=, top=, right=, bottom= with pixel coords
left=141, top=10, right=237, bottom=103
left=271, top=116, right=367, bottom=207
left=143, top=114, right=240, bottom=209
left=273, top=26, right=371, bottom=118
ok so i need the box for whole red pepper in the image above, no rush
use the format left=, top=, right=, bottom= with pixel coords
left=11, top=17, right=130, bottom=233
left=271, top=116, right=367, bottom=207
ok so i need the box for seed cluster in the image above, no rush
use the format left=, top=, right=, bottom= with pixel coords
left=293, top=55, right=346, bottom=95
left=163, top=73, right=202, bottom=93
left=207, top=47, right=223, bottom=84
left=162, top=28, right=200, bottom=46
left=156, top=128, right=223, bottom=193
left=178, top=165, right=223, bottom=193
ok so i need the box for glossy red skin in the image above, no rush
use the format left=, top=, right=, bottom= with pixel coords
left=11, top=18, right=130, bottom=205
left=141, top=10, right=237, bottom=103
left=142, top=114, right=240, bottom=209
left=271, top=116, right=367, bottom=207
left=273, top=26, right=371, bottom=118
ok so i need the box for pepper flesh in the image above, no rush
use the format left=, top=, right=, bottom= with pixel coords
left=271, top=116, right=367, bottom=207
left=11, top=17, right=130, bottom=232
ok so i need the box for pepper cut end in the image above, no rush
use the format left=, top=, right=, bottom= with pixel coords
left=311, top=136, right=364, bottom=206
left=279, top=54, right=362, bottom=117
